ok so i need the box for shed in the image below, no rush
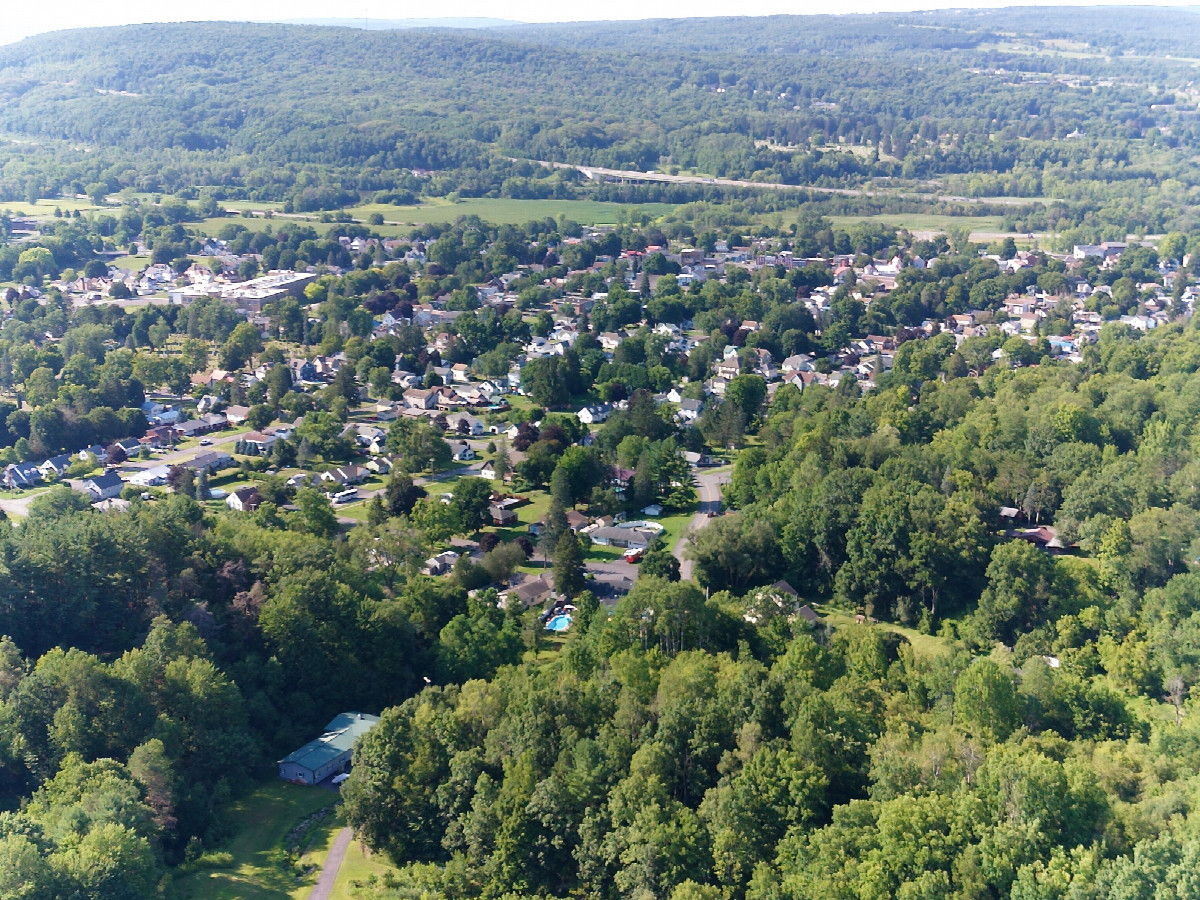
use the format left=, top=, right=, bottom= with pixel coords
left=278, top=712, right=380, bottom=785
left=797, top=605, right=822, bottom=626
left=489, top=505, right=518, bottom=526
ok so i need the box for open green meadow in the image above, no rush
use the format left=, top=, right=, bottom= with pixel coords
left=0, top=197, right=108, bottom=217
left=109, top=254, right=151, bottom=270
left=826, top=213, right=1006, bottom=234
left=815, top=607, right=953, bottom=661
left=169, top=782, right=337, bottom=900
left=348, top=197, right=676, bottom=227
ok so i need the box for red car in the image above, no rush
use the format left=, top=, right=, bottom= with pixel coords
left=624, top=548, right=644, bottom=563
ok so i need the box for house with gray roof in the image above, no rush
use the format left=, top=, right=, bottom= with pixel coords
left=278, top=712, right=380, bottom=785
left=83, top=471, right=124, bottom=502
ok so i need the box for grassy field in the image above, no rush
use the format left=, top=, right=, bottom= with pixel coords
left=656, top=508, right=697, bottom=553
left=0, top=197, right=107, bottom=217
left=184, top=198, right=677, bottom=240
left=221, top=200, right=285, bottom=213
left=110, top=254, right=151, bottom=270
left=298, top=808, right=398, bottom=900
left=169, top=782, right=338, bottom=900
left=826, top=213, right=1006, bottom=234
left=201, top=215, right=282, bottom=236
left=348, top=198, right=676, bottom=227
left=816, top=607, right=952, bottom=661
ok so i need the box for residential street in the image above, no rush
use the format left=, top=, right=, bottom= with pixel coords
left=675, top=467, right=731, bottom=582
left=130, top=430, right=246, bottom=469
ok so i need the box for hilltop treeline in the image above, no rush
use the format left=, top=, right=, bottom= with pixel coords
left=0, top=9, right=1197, bottom=233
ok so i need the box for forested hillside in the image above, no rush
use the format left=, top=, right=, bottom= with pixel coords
left=5, top=8, right=1200, bottom=899
left=337, top=319, right=1200, bottom=900
left=0, top=9, right=1197, bottom=236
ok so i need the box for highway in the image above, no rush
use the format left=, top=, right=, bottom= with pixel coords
left=524, top=159, right=1037, bottom=207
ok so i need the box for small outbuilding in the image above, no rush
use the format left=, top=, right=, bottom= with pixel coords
left=278, top=712, right=380, bottom=785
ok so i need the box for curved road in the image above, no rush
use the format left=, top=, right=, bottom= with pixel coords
left=675, top=468, right=730, bottom=582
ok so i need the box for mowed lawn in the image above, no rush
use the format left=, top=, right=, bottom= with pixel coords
left=170, top=782, right=337, bottom=900
left=0, top=197, right=108, bottom=217
left=815, top=607, right=951, bottom=661
left=826, top=213, right=1006, bottom=233
left=299, top=808, right=398, bottom=900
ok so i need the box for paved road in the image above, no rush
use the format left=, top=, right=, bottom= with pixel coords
left=127, top=430, right=246, bottom=470
left=524, top=159, right=1036, bottom=207
left=307, top=826, right=352, bottom=900
left=0, top=433, right=249, bottom=518
left=675, top=468, right=730, bottom=582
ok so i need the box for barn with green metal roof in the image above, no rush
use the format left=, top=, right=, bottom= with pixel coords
left=278, top=712, right=380, bottom=785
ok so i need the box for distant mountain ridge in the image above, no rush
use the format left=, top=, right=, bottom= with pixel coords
left=0, top=9, right=1194, bottom=211
left=275, top=17, right=523, bottom=29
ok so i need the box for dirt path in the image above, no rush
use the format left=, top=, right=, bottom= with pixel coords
left=308, top=826, right=352, bottom=900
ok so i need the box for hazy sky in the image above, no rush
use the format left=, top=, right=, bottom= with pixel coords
left=2, top=1, right=1196, bottom=46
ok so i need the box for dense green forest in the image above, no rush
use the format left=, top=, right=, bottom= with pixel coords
left=0, top=8, right=1197, bottom=236
left=6, top=8, right=1200, bottom=899
left=7, top=290, right=1200, bottom=897
left=329, top=320, right=1200, bottom=900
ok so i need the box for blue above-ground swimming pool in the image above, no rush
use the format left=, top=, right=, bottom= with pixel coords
left=545, top=614, right=572, bottom=632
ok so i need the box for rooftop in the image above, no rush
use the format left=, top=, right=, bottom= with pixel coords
left=278, top=712, right=380, bottom=774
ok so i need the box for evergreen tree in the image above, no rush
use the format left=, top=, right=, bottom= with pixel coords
left=493, top=439, right=511, bottom=482
left=367, top=495, right=388, bottom=527
left=553, top=530, right=585, bottom=599
left=538, top=500, right=568, bottom=567
left=297, top=437, right=315, bottom=467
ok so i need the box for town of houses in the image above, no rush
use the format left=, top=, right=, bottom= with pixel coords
left=3, top=218, right=1191, bottom=512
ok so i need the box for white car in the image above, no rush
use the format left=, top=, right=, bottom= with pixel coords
left=331, top=773, right=350, bottom=785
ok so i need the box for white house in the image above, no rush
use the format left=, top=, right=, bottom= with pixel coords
left=446, top=413, right=485, bottom=436
left=677, top=398, right=703, bottom=422
left=577, top=404, right=611, bottom=425
left=83, top=471, right=124, bottom=502
left=129, top=465, right=171, bottom=487
left=226, top=486, right=262, bottom=512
